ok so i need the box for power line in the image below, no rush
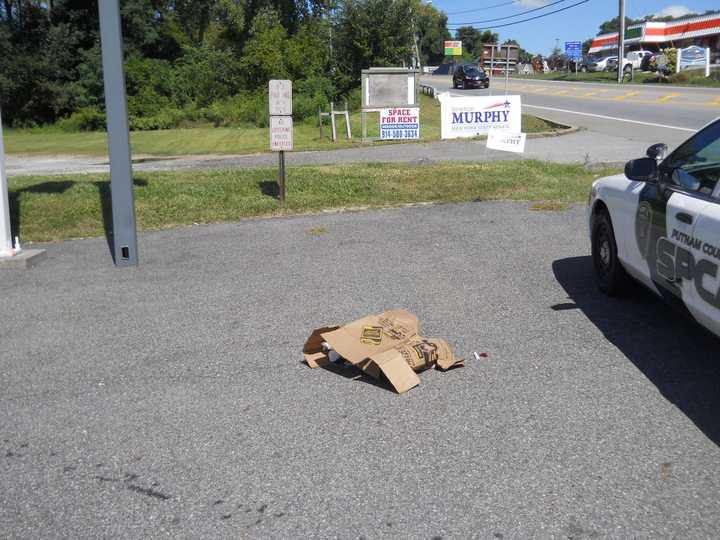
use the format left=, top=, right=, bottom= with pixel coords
left=446, top=1, right=518, bottom=16
left=447, top=0, right=590, bottom=29
left=448, top=0, right=571, bottom=26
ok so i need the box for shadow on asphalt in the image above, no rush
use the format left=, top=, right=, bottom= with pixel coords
left=553, top=256, right=720, bottom=447
left=9, top=178, right=147, bottom=264
left=303, top=361, right=397, bottom=394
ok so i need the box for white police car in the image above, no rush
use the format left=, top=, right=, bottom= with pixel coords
left=587, top=118, right=720, bottom=338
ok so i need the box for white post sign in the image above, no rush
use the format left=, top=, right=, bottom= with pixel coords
left=269, top=80, right=293, bottom=202
left=438, top=94, right=521, bottom=139
left=0, top=106, right=13, bottom=257
left=486, top=129, right=527, bottom=153
left=269, top=80, right=292, bottom=116
left=270, top=116, right=294, bottom=151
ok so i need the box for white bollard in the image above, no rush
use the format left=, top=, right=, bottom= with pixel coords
left=676, top=48, right=682, bottom=74
left=707, top=48, right=711, bottom=78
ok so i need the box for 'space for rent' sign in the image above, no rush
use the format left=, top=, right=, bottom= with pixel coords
left=380, top=107, right=420, bottom=140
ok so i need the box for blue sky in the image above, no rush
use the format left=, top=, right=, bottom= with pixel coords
left=431, top=0, right=719, bottom=55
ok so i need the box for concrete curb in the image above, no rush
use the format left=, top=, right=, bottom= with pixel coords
left=0, top=249, right=46, bottom=269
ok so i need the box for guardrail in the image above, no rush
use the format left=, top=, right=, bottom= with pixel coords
left=419, top=84, right=437, bottom=98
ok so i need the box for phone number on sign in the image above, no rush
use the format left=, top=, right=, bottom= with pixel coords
left=381, top=129, right=419, bottom=139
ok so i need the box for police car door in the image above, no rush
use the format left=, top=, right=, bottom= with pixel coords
left=692, top=199, right=720, bottom=335
left=656, top=121, right=720, bottom=327
left=672, top=122, right=720, bottom=335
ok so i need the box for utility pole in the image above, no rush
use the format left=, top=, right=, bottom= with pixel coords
left=618, top=0, right=625, bottom=84
left=99, top=0, right=139, bottom=266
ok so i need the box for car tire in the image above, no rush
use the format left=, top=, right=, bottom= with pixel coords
left=592, top=210, right=630, bottom=295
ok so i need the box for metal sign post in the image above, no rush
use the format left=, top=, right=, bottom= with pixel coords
left=504, top=45, right=510, bottom=95
left=489, top=45, right=495, bottom=96
left=99, top=0, right=138, bottom=266
left=278, top=151, right=286, bottom=203
left=618, top=0, right=626, bottom=84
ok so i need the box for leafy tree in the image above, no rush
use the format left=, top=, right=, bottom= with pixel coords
left=454, top=26, right=497, bottom=59
left=414, top=0, right=449, bottom=65
left=333, top=0, right=415, bottom=88
left=0, top=0, right=454, bottom=128
left=597, top=16, right=641, bottom=35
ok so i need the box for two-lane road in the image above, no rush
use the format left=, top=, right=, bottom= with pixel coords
left=423, top=75, right=720, bottom=149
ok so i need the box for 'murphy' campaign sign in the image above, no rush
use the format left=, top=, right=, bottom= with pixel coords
left=438, top=93, right=521, bottom=139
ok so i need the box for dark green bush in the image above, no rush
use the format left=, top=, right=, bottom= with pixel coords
left=56, top=107, right=106, bottom=132
left=129, top=108, right=185, bottom=131
left=202, top=92, right=268, bottom=127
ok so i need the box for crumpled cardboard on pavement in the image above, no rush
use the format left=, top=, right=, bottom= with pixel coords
left=303, top=309, right=463, bottom=394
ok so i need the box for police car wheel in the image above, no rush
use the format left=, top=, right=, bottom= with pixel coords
left=592, top=211, right=629, bottom=295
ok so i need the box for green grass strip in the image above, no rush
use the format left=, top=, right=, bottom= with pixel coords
left=9, top=160, right=619, bottom=243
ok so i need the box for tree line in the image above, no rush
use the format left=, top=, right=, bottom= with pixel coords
left=0, top=0, right=451, bottom=129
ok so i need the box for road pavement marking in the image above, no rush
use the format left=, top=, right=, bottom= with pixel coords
left=583, top=89, right=609, bottom=96
left=710, top=97, right=720, bottom=106
left=522, top=104, right=697, bottom=132
left=613, top=91, right=640, bottom=101
left=657, top=93, right=681, bottom=103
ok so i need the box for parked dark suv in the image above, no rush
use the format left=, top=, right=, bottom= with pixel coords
left=452, top=65, right=490, bottom=89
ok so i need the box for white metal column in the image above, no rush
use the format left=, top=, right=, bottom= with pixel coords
left=0, top=106, right=12, bottom=257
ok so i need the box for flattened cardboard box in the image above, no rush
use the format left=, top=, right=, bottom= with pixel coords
left=303, top=309, right=463, bottom=394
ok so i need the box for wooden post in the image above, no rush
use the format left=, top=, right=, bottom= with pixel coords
left=319, top=107, right=323, bottom=139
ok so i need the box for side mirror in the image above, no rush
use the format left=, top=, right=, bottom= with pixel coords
left=625, top=157, right=658, bottom=182
left=646, top=143, right=668, bottom=161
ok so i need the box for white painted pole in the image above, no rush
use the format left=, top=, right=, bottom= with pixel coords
left=676, top=48, right=682, bottom=74
left=617, top=0, right=625, bottom=84
left=707, top=48, right=711, bottom=78
left=0, top=105, right=13, bottom=257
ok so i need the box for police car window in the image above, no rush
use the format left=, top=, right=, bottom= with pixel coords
left=666, top=121, right=720, bottom=197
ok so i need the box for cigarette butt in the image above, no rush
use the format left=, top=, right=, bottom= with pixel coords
left=473, top=352, right=481, bottom=361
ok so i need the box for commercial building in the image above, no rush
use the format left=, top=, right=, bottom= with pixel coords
left=589, top=13, right=720, bottom=59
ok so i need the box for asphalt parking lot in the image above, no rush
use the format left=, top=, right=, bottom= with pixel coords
left=2, top=201, right=720, bottom=538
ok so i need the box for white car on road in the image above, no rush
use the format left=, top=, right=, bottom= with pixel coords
left=587, top=118, right=720, bottom=338
left=588, top=56, right=615, bottom=72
